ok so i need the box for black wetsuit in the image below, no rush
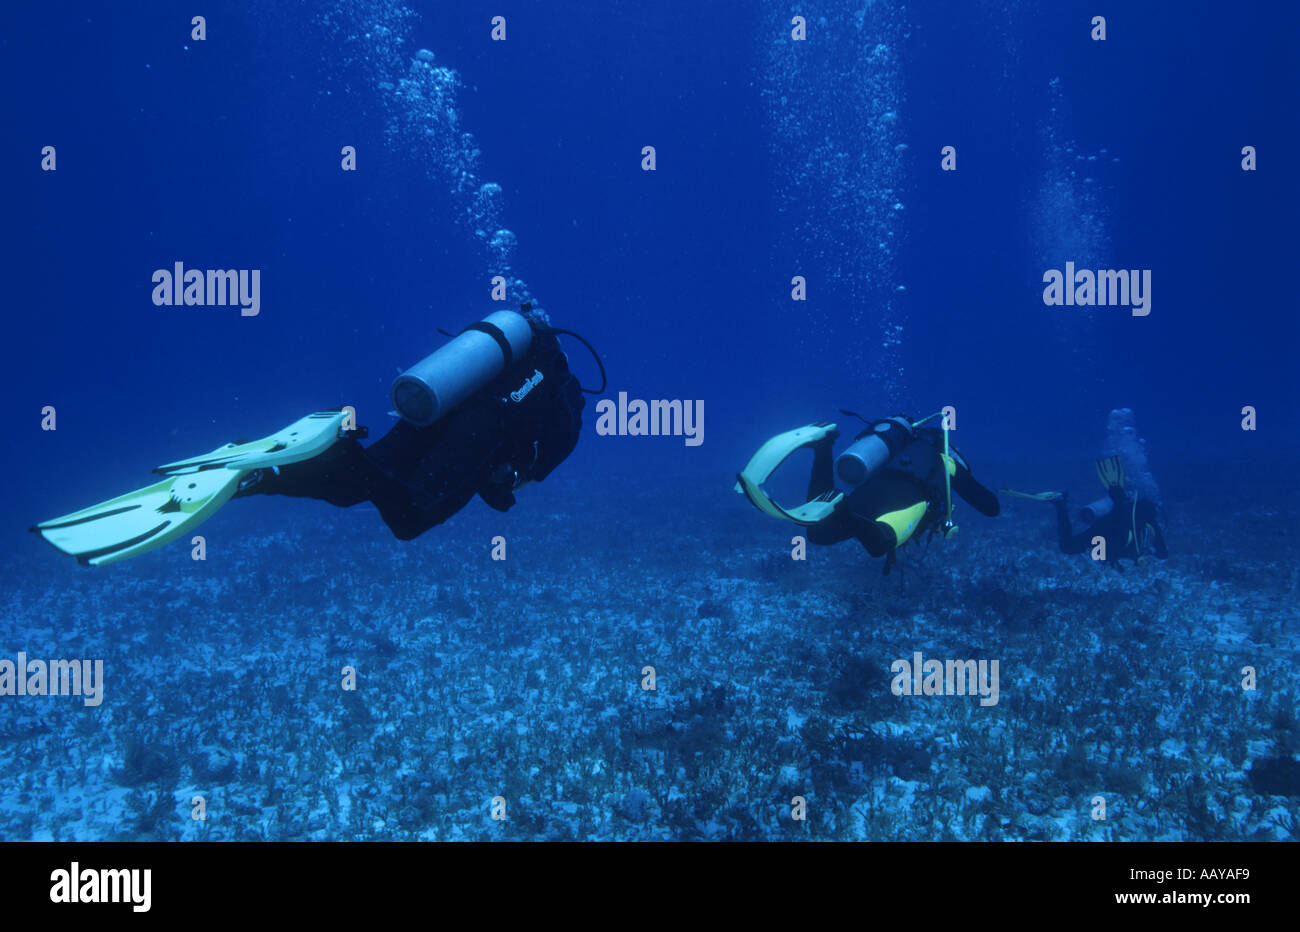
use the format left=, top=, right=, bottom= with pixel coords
left=1054, top=488, right=1167, bottom=564
left=806, top=426, right=1000, bottom=558
left=238, top=326, right=584, bottom=539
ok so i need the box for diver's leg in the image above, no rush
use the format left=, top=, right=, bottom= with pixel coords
left=1054, top=497, right=1088, bottom=555
left=368, top=483, right=475, bottom=541
left=235, top=438, right=373, bottom=507
left=806, top=435, right=836, bottom=500
left=843, top=477, right=921, bottom=557
left=234, top=421, right=477, bottom=540
left=806, top=508, right=857, bottom=546
left=794, top=433, right=845, bottom=543
left=856, top=521, right=896, bottom=558
left=360, top=419, right=440, bottom=479
left=360, top=419, right=492, bottom=539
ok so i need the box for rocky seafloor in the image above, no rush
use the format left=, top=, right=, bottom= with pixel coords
left=1, top=463, right=1297, bottom=841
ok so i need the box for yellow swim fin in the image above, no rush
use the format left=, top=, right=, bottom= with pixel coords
left=33, top=410, right=348, bottom=566
left=1095, top=455, right=1125, bottom=491
left=32, top=470, right=242, bottom=566
left=999, top=489, right=1064, bottom=502
left=735, top=422, right=843, bottom=526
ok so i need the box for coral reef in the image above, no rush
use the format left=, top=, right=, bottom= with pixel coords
left=0, top=469, right=1296, bottom=841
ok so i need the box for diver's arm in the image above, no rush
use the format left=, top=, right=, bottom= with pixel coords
left=1054, top=498, right=1090, bottom=555
left=1138, top=500, right=1169, bottom=557
left=526, top=370, right=585, bottom=482
left=951, top=467, right=1000, bottom=517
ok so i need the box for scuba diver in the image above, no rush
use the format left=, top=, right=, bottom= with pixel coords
left=736, top=412, right=1000, bottom=574
left=1001, top=455, right=1167, bottom=567
left=32, top=306, right=603, bottom=565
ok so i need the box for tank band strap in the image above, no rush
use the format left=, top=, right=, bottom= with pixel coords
left=461, top=320, right=514, bottom=368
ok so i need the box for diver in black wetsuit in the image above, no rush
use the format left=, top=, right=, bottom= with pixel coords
left=1002, top=455, right=1168, bottom=567
left=737, top=413, right=1001, bottom=573
left=31, top=306, right=598, bottom=565
left=237, top=310, right=594, bottom=540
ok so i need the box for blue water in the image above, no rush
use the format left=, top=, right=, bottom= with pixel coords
left=1, top=0, right=1297, bottom=840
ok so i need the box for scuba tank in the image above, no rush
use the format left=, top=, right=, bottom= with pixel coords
left=391, top=309, right=534, bottom=427
left=834, top=416, right=914, bottom=487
